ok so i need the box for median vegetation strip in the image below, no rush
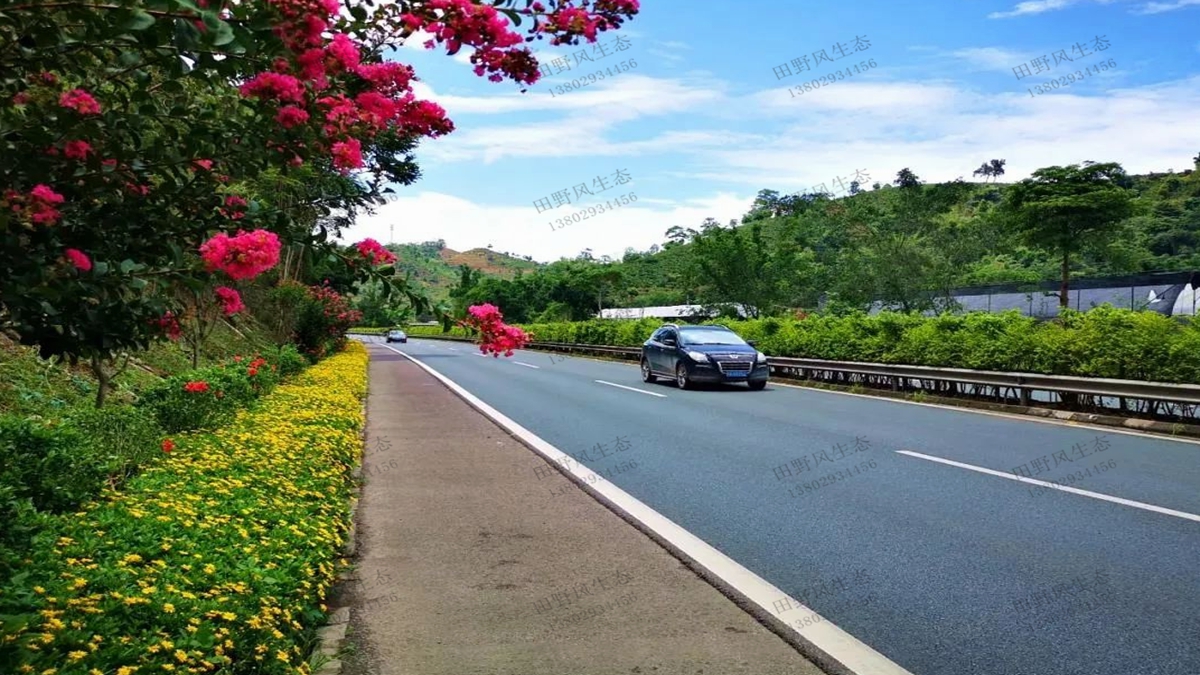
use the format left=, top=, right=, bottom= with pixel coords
left=403, top=306, right=1200, bottom=384
left=0, top=342, right=368, bottom=675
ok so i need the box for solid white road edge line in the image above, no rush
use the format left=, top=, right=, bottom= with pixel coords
left=594, top=379, right=668, bottom=398
left=513, top=361, right=540, bottom=369
left=380, top=343, right=915, bottom=675
left=896, top=449, right=1200, bottom=523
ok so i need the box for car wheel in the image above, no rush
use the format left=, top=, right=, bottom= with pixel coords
left=748, top=380, right=767, bottom=391
left=641, top=358, right=656, bottom=383
left=675, top=363, right=692, bottom=390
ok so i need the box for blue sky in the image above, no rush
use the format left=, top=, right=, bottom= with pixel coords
left=339, top=0, right=1200, bottom=263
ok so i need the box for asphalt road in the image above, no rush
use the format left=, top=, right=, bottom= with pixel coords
left=361, top=336, right=1200, bottom=675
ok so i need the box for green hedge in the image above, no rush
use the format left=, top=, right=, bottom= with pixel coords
left=406, top=308, right=1200, bottom=383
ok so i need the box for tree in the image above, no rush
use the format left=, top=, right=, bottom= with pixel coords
left=894, top=168, right=922, bottom=189
left=688, top=220, right=809, bottom=317
left=1000, top=162, right=1135, bottom=307
left=0, top=0, right=641, bottom=386
left=973, top=159, right=1007, bottom=183
left=849, top=180, right=862, bottom=195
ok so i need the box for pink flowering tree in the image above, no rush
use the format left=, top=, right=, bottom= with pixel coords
left=0, top=0, right=640, bottom=395
left=461, top=303, right=531, bottom=356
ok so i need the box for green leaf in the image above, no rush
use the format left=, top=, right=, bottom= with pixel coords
left=123, top=10, right=157, bottom=31
left=119, top=259, right=137, bottom=274
left=210, top=20, right=236, bottom=47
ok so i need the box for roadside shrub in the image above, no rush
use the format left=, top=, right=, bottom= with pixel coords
left=0, top=416, right=104, bottom=515
left=266, top=344, right=308, bottom=377
left=138, top=364, right=256, bottom=433
left=62, top=404, right=165, bottom=487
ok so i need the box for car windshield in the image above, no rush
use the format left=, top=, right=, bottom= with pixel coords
left=679, top=329, right=746, bottom=346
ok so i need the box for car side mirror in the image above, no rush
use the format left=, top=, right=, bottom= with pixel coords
left=747, top=340, right=758, bottom=347
left=662, top=338, right=676, bottom=347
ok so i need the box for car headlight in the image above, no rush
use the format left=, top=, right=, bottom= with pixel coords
left=756, top=351, right=768, bottom=363
left=687, top=350, right=709, bottom=362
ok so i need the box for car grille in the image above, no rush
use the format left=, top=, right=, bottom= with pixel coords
left=715, top=356, right=753, bottom=373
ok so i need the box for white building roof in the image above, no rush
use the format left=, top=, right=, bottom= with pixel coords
left=597, top=304, right=748, bottom=319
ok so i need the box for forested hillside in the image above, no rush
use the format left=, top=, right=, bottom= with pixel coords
left=389, top=240, right=541, bottom=304
left=412, top=159, right=1200, bottom=323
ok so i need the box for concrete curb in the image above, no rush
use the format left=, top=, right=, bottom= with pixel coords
left=308, top=400, right=367, bottom=675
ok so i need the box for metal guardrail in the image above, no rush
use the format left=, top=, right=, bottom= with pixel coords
left=359, top=332, right=1200, bottom=418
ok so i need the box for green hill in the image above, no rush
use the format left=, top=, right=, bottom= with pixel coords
left=389, top=240, right=541, bottom=304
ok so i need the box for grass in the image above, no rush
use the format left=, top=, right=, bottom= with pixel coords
left=0, top=317, right=277, bottom=418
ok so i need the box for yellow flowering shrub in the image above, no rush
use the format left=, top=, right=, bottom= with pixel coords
left=0, top=343, right=368, bottom=675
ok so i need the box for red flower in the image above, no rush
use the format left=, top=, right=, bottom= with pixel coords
left=162, top=439, right=175, bottom=453
left=64, top=248, right=92, bottom=271
left=194, top=159, right=214, bottom=171
left=59, top=89, right=101, bottom=115
left=184, top=381, right=210, bottom=393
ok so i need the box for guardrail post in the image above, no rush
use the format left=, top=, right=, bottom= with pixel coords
left=1017, top=377, right=1030, bottom=407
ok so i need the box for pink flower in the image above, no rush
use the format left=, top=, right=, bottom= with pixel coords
left=155, top=311, right=182, bottom=341
left=30, top=184, right=64, bottom=205
left=355, top=238, right=396, bottom=265
left=63, top=140, right=92, bottom=161
left=238, top=72, right=305, bottom=104
left=194, top=159, right=214, bottom=170
left=275, top=105, right=310, bottom=128
left=214, top=286, right=246, bottom=315
left=64, top=248, right=91, bottom=271
left=25, top=184, right=65, bottom=225
left=199, top=229, right=282, bottom=280
left=326, top=33, right=361, bottom=72
left=59, top=89, right=101, bottom=115
left=331, top=138, right=362, bottom=171
left=12, top=92, right=30, bottom=105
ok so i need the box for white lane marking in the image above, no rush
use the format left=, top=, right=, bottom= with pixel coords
left=896, top=449, right=1200, bottom=523
left=378, top=343, right=913, bottom=675
left=473, top=352, right=488, bottom=358
left=513, top=361, right=540, bottom=369
left=594, top=380, right=667, bottom=398
left=764, top=379, right=1200, bottom=446
left=448, top=347, right=458, bottom=351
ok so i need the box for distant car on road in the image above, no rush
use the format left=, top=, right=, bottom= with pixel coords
left=385, top=329, right=407, bottom=344
left=641, top=324, right=769, bottom=390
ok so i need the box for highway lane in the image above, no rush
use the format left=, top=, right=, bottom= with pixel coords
left=362, top=336, right=1200, bottom=675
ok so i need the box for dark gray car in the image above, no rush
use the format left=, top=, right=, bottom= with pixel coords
left=640, top=324, right=768, bottom=390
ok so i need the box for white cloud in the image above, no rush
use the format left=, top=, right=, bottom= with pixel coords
left=414, top=74, right=724, bottom=164
left=950, top=47, right=1029, bottom=71
left=1135, top=0, right=1200, bottom=12
left=989, top=0, right=1081, bottom=18
left=338, top=191, right=754, bottom=262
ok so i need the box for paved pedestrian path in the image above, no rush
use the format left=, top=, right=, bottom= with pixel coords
left=340, top=344, right=823, bottom=675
